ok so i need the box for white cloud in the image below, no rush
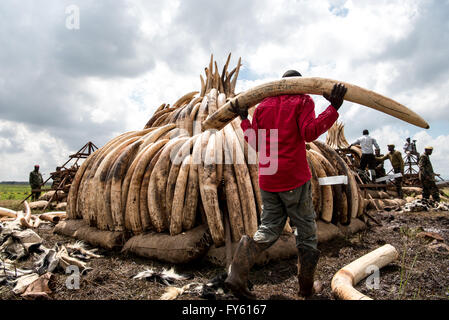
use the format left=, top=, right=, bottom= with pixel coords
left=0, top=120, right=70, bottom=181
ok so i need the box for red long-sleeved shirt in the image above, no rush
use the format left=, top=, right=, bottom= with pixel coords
left=241, top=94, right=338, bottom=192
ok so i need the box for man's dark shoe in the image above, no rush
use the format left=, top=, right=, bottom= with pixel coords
left=225, top=235, right=263, bottom=299
left=297, top=247, right=321, bottom=297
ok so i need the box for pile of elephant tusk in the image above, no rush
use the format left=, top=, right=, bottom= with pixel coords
left=326, top=122, right=354, bottom=151
left=65, top=54, right=428, bottom=249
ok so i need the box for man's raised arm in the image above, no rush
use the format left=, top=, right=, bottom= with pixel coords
left=300, top=83, right=347, bottom=142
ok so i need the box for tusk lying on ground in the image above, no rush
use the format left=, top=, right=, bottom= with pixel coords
left=202, top=77, right=429, bottom=131
left=331, top=244, right=399, bottom=300
left=20, top=201, right=33, bottom=228
left=0, top=207, right=17, bottom=218
left=39, top=212, right=67, bottom=223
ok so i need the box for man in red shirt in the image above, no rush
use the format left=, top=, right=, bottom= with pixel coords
left=225, top=70, right=347, bottom=299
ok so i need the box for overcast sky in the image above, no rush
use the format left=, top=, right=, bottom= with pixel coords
left=0, top=0, right=448, bottom=181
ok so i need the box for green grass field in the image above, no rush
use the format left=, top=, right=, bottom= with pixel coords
left=0, top=184, right=32, bottom=211
left=443, top=187, right=449, bottom=198
left=0, top=184, right=31, bottom=201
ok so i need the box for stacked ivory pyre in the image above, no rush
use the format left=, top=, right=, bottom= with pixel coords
left=326, top=121, right=351, bottom=150
left=66, top=54, right=368, bottom=249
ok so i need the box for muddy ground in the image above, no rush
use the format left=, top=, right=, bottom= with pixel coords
left=1, top=205, right=448, bottom=300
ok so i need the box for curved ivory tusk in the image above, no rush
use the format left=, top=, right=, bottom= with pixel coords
left=39, top=211, right=67, bottom=223
left=0, top=207, right=17, bottom=218
left=24, top=201, right=31, bottom=221
left=202, top=77, right=429, bottom=131
left=331, top=244, right=399, bottom=300
left=19, top=201, right=33, bottom=228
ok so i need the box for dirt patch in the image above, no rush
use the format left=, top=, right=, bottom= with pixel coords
left=1, top=209, right=448, bottom=300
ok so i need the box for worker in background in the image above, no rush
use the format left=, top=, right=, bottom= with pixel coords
left=403, top=137, right=413, bottom=153
left=403, top=137, right=419, bottom=156
left=374, top=148, right=386, bottom=178
left=418, top=147, right=440, bottom=202
left=226, top=69, right=347, bottom=299
left=29, top=165, right=44, bottom=201
left=349, top=129, right=380, bottom=181
left=376, top=144, right=404, bottom=198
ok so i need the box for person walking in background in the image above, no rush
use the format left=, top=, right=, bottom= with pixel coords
left=29, top=165, right=43, bottom=201
left=349, top=129, right=380, bottom=180
left=419, top=147, right=440, bottom=202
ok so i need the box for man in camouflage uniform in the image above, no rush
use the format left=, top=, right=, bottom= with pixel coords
left=29, top=165, right=44, bottom=201
left=376, top=144, right=404, bottom=198
left=374, top=148, right=386, bottom=178
left=374, top=149, right=387, bottom=190
left=419, top=147, right=440, bottom=202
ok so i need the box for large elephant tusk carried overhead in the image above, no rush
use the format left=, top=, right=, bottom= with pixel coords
left=331, top=244, right=399, bottom=300
left=201, top=77, right=430, bottom=131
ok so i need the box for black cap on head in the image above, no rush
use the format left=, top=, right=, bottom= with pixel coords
left=363, top=129, right=369, bottom=135
left=282, top=70, right=302, bottom=78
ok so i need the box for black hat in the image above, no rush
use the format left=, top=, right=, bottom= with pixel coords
left=282, top=70, right=302, bottom=78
